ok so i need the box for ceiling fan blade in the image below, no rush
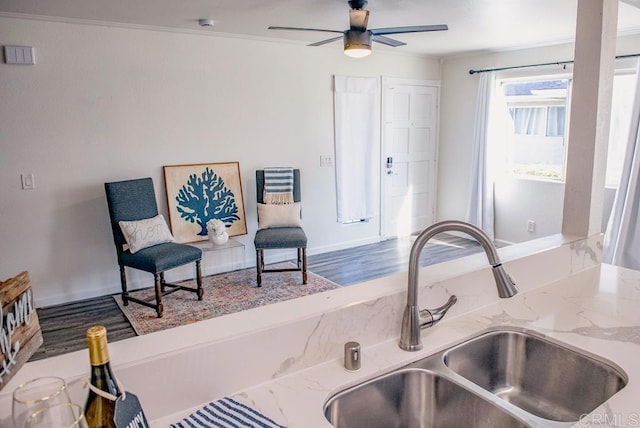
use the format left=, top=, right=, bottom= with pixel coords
left=372, top=35, right=406, bottom=47
left=371, top=24, right=448, bottom=36
left=309, top=36, right=344, bottom=47
left=349, top=9, right=369, bottom=31
left=268, top=26, right=344, bottom=35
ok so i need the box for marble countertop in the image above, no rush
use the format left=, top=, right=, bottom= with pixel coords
left=1, top=233, right=638, bottom=427
left=155, top=262, right=640, bottom=427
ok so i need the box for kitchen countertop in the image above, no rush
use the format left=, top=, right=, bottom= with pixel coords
left=1, top=233, right=638, bottom=427
left=156, top=261, right=640, bottom=427
left=181, top=265, right=640, bottom=427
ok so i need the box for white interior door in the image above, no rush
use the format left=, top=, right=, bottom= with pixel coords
left=382, top=78, right=439, bottom=239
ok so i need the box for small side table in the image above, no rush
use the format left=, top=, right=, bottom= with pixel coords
left=189, top=238, right=245, bottom=275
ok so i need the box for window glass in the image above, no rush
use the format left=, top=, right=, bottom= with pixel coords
left=498, top=73, right=636, bottom=185
left=509, top=107, right=547, bottom=135
left=546, top=106, right=566, bottom=137
left=502, top=78, right=570, bottom=180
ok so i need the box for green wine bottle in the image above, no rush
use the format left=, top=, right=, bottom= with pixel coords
left=84, top=325, right=121, bottom=428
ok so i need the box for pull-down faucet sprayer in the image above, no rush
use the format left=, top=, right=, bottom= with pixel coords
left=399, top=220, right=518, bottom=351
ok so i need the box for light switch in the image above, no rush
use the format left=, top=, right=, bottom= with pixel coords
left=21, top=173, right=35, bottom=190
left=4, top=46, right=35, bottom=65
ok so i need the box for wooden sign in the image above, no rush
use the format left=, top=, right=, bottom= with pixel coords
left=0, top=271, right=43, bottom=390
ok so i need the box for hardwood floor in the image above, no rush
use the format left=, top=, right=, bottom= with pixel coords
left=30, top=233, right=484, bottom=361
left=31, top=295, right=136, bottom=361
left=308, top=234, right=483, bottom=285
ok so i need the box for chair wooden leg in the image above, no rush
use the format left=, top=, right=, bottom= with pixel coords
left=154, top=273, right=164, bottom=318
left=119, top=265, right=129, bottom=306
left=196, top=260, right=203, bottom=300
left=160, top=272, right=166, bottom=293
left=301, top=247, right=308, bottom=284
left=256, top=249, right=263, bottom=287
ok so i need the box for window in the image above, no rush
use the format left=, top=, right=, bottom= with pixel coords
left=502, top=78, right=570, bottom=180
left=499, top=73, right=636, bottom=184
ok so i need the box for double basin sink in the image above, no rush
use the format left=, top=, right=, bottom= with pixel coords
left=324, top=328, right=627, bottom=427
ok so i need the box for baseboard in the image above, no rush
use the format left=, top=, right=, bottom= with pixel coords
left=495, top=238, right=515, bottom=247
left=35, top=285, right=122, bottom=308
left=237, top=235, right=382, bottom=268
left=35, top=265, right=239, bottom=309
left=434, top=230, right=514, bottom=247
left=37, top=235, right=384, bottom=308
left=307, top=236, right=382, bottom=255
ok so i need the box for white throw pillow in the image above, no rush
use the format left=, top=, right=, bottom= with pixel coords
left=119, top=214, right=174, bottom=254
left=257, top=203, right=302, bottom=230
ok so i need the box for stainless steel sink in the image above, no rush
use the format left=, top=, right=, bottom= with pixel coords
left=324, top=368, right=528, bottom=428
left=324, top=328, right=628, bottom=427
left=443, top=329, right=627, bottom=422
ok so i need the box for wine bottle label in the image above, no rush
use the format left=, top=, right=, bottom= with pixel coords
left=114, top=392, right=149, bottom=428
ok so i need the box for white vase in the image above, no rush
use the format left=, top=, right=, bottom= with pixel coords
left=210, top=231, right=229, bottom=245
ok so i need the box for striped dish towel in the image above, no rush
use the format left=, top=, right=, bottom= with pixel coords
left=263, top=167, right=294, bottom=204
left=170, top=397, right=287, bottom=428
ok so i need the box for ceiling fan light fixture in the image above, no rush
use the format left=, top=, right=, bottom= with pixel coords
left=344, top=30, right=372, bottom=58
left=344, top=46, right=371, bottom=58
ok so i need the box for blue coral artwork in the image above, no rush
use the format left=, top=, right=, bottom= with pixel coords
left=175, top=167, right=239, bottom=235
left=164, top=162, right=247, bottom=243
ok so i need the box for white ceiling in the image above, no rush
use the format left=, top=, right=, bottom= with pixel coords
left=1, top=0, right=640, bottom=57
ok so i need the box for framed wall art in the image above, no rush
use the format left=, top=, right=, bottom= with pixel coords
left=163, top=162, right=247, bottom=243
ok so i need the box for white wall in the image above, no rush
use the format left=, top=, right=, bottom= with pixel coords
left=0, top=17, right=441, bottom=307
left=495, top=181, right=616, bottom=243
left=438, top=34, right=640, bottom=244
left=494, top=178, right=564, bottom=243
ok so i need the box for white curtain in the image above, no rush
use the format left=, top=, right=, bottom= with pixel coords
left=466, top=71, right=496, bottom=239
left=334, top=75, right=380, bottom=223
left=604, top=63, right=640, bottom=270
left=509, top=106, right=566, bottom=137
left=547, top=106, right=566, bottom=137
left=510, top=107, right=547, bottom=135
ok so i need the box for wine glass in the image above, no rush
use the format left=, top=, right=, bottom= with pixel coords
left=12, top=377, right=72, bottom=428
left=24, top=402, right=87, bottom=428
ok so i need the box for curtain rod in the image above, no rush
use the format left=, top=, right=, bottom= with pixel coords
left=468, top=53, right=640, bottom=75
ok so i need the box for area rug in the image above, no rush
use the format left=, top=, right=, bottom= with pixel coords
left=114, top=263, right=340, bottom=335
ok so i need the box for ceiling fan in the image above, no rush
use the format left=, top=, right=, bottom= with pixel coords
left=268, top=0, right=448, bottom=58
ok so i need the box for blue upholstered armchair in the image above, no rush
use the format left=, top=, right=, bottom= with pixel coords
left=104, top=177, right=203, bottom=318
left=254, top=169, right=308, bottom=286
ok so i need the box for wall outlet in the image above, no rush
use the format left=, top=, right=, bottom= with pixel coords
left=527, top=220, right=536, bottom=233
left=320, top=155, right=334, bottom=167
left=21, top=173, right=35, bottom=190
